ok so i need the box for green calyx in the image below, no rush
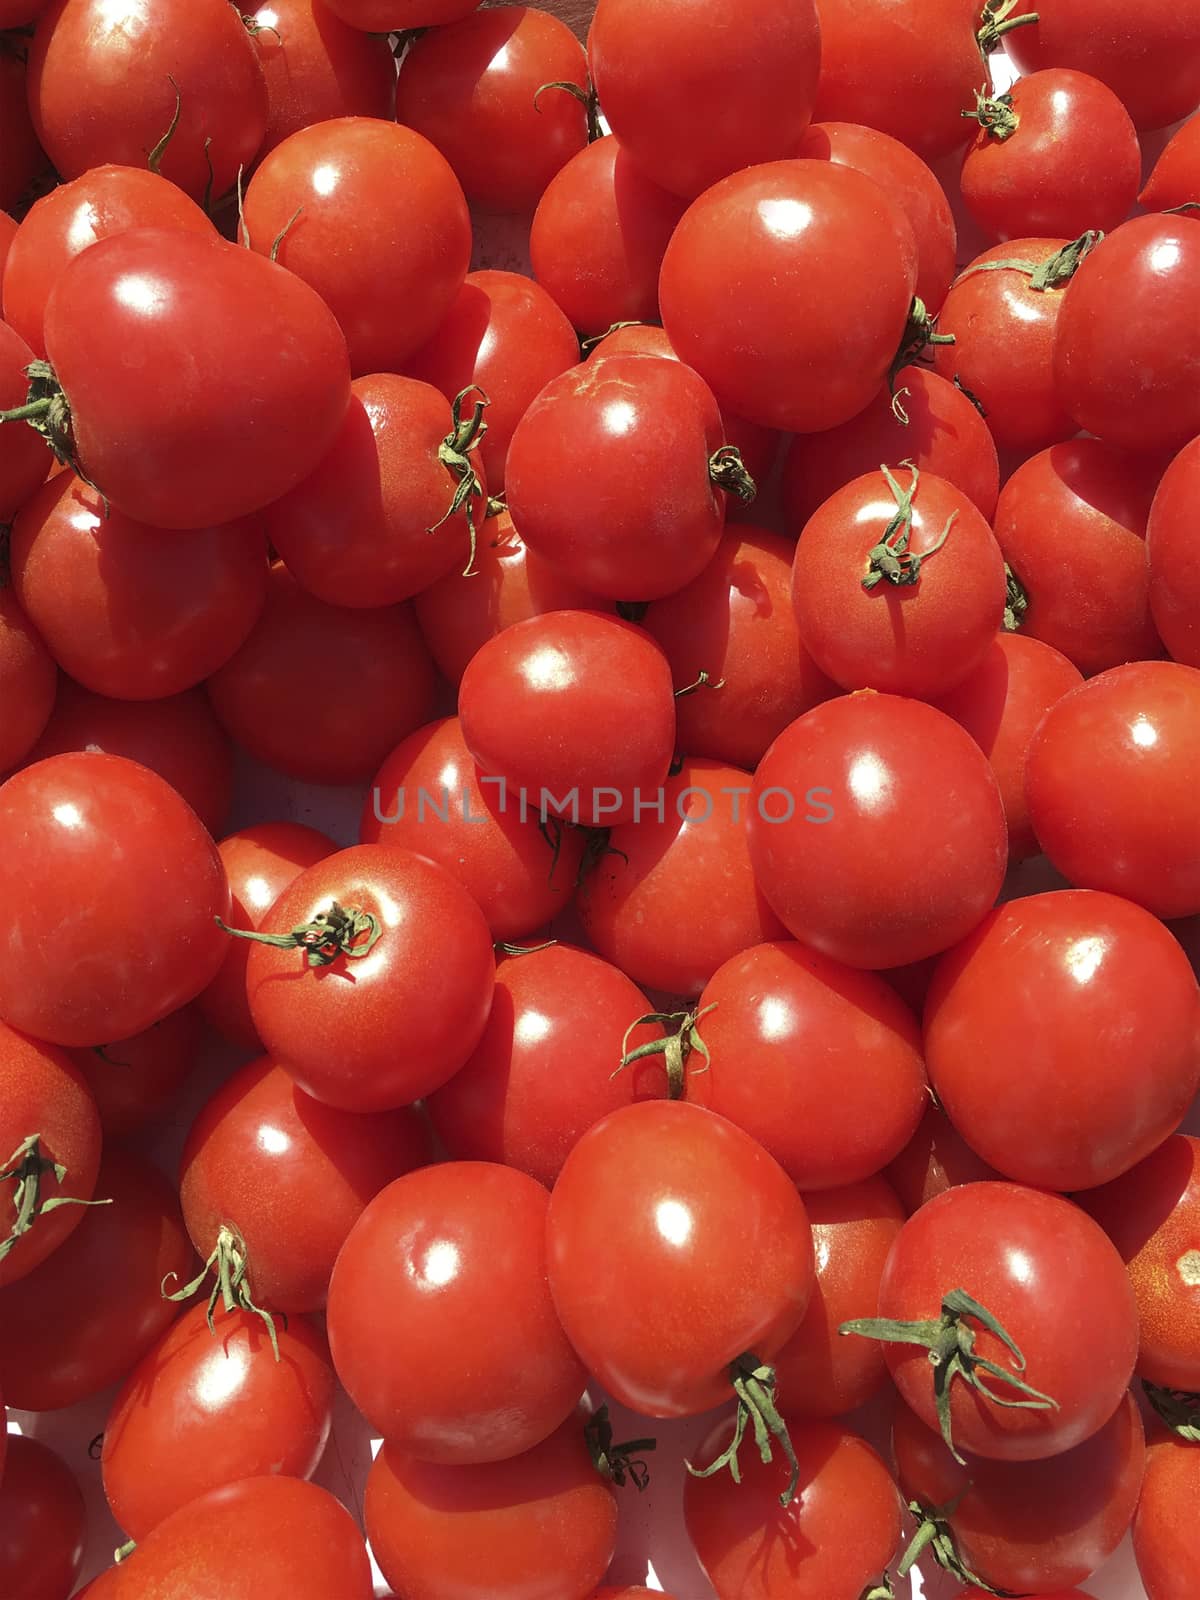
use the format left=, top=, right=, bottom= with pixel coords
left=1144, top=1381, right=1200, bottom=1442
left=615, top=1003, right=716, bottom=1100
left=162, top=1222, right=283, bottom=1362
left=977, top=0, right=1039, bottom=57
left=1003, top=563, right=1028, bottom=631
left=962, top=86, right=1019, bottom=140
left=897, top=1497, right=1021, bottom=1596
left=215, top=899, right=381, bottom=968
left=685, top=1352, right=800, bottom=1508
left=585, top=1403, right=657, bottom=1490
left=862, top=462, right=957, bottom=592
left=534, top=77, right=603, bottom=143
left=0, top=359, right=73, bottom=464
left=957, top=230, right=1103, bottom=293
left=890, top=298, right=954, bottom=422
left=0, top=1133, right=112, bottom=1266
left=708, top=445, right=757, bottom=504
left=429, top=385, right=491, bottom=578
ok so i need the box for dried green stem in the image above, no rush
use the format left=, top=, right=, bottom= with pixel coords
left=215, top=900, right=381, bottom=968
left=429, top=385, right=491, bottom=577
left=585, top=1404, right=656, bottom=1490
left=861, top=462, right=956, bottom=591
left=615, top=1004, right=717, bottom=1100
left=685, top=1353, right=800, bottom=1508
left=161, top=1222, right=283, bottom=1361
left=0, top=1134, right=111, bottom=1266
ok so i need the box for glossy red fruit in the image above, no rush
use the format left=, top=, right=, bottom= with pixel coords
left=0, top=1434, right=85, bottom=1600
left=251, top=0, right=396, bottom=155
left=71, top=1003, right=204, bottom=1139
left=1149, top=435, right=1200, bottom=668
left=1140, top=115, right=1200, bottom=212
left=0, top=585, right=55, bottom=774
left=885, top=1101, right=1002, bottom=1216
left=320, top=0, right=479, bottom=29
left=0, top=52, right=48, bottom=215
left=0, top=208, right=15, bottom=278
left=1133, top=1428, right=1200, bottom=1600
left=0, top=320, right=52, bottom=519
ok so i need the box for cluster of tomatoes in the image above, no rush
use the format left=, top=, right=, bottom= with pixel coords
left=2, top=0, right=1200, bottom=1596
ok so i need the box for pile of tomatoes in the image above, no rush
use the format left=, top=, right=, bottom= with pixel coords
left=2, top=0, right=1200, bottom=1595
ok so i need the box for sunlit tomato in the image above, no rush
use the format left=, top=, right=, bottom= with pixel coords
left=181, top=1054, right=430, bottom=1313
left=660, top=160, right=917, bottom=433
left=205, top=563, right=437, bottom=786
left=329, top=1161, right=587, bottom=1460
left=1140, top=114, right=1200, bottom=211
left=0, top=1149, right=192, bottom=1408
left=0, top=320, right=51, bottom=519
left=365, top=1405, right=618, bottom=1600
left=885, top=1102, right=1002, bottom=1216
left=0, top=585, right=55, bottom=773
left=0, top=208, right=16, bottom=281
left=70, top=1002, right=203, bottom=1139
left=0, top=52, right=47, bottom=215
left=0, top=753, right=229, bottom=1046
left=1148, top=435, right=1200, bottom=668
left=0, top=1434, right=85, bottom=1600
left=243, top=116, right=470, bottom=373
left=321, top=0, right=479, bottom=29
left=747, top=693, right=1007, bottom=969
left=1133, top=1428, right=1200, bottom=1600
left=251, top=0, right=395, bottom=156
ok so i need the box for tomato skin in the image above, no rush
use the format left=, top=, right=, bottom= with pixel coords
left=0, top=52, right=48, bottom=215
left=876, top=1182, right=1139, bottom=1460
left=43, top=227, right=351, bottom=530
left=548, top=1101, right=814, bottom=1417
left=1027, top=663, right=1200, bottom=919
left=251, top=0, right=396, bottom=156
left=329, top=1161, right=587, bottom=1462
left=588, top=0, right=820, bottom=200
left=181, top=1054, right=430, bottom=1313
left=0, top=319, right=52, bottom=519
left=686, top=942, right=927, bottom=1190
left=71, top=1002, right=204, bottom=1139
left=0, top=753, right=230, bottom=1047
left=1148, top=434, right=1200, bottom=669
left=0, top=208, right=16, bottom=280
left=364, top=1405, right=618, bottom=1600
left=1133, top=1429, right=1200, bottom=1600
left=659, top=160, right=917, bottom=434
left=0, top=584, right=55, bottom=773
left=884, top=1101, right=1001, bottom=1216
left=684, top=1419, right=901, bottom=1600
left=322, top=0, right=478, bottom=28
left=0, top=1434, right=85, bottom=1600
left=1140, top=114, right=1200, bottom=212
left=893, top=1392, right=1145, bottom=1593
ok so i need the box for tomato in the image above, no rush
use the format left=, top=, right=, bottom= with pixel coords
left=1133, top=1428, right=1200, bottom=1600
left=0, top=1434, right=85, bottom=1600
left=885, top=1102, right=1002, bottom=1216
left=1027, top=663, right=1200, bottom=919
left=243, top=843, right=494, bottom=1112
left=1054, top=216, right=1200, bottom=456
left=1148, top=435, right=1200, bottom=668
left=931, top=632, right=1083, bottom=861
left=506, top=353, right=734, bottom=600
left=404, top=270, right=579, bottom=490
left=529, top=136, right=687, bottom=334
left=0, top=584, right=55, bottom=773
left=1002, top=0, right=1200, bottom=131
left=71, top=1002, right=203, bottom=1139
left=548, top=1101, right=813, bottom=1419
left=1, top=164, right=214, bottom=358
left=329, top=1161, right=586, bottom=1461
left=592, top=1592, right=680, bottom=1599
left=659, top=160, right=917, bottom=433
left=180, top=1053, right=430, bottom=1313
left=0, top=320, right=51, bottom=519
left=205, top=563, right=436, bottom=786
left=959, top=70, right=1140, bottom=244
left=243, top=116, right=470, bottom=374
left=33, top=227, right=351, bottom=530
left=0, top=752, right=229, bottom=1046
left=684, top=1419, right=901, bottom=1600
left=1141, top=114, right=1200, bottom=212
left=641, top=525, right=837, bottom=770
left=952, top=1592, right=1094, bottom=1600
left=686, top=941, right=927, bottom=1189
left=855, top=1181, right=1138, bottom=1461
left=0, top=208, right=15, bottom=279
left=365, top=1404, right=618, bottom=1600
left=361, top=717, right=586, bottom=940
left=320, top=0, right=480, bottom=32
left=747, top=693, right=1007, bottom=969
left=104, top=1476, right=374, bottom=1600
left=0, top=50, right=50, bottom=215
left=588, top=0, right=819, bottom=199
left=0, top=1148, right=192, bottom=1408
left=251, top=0, right=395, bottom=156
left=892, top=1391, right=1144, bottom=1593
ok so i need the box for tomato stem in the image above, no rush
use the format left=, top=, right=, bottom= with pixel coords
left=1143, top=1380, right=1200, bottom=1442
left=615, top=1004, right=717, bottom=1100
left=162, top=1222, right=284, bottom=1362
left=897, top=1496, right=1019, bottom=1595
left=147, top=75, right=182, bottom=175
left=685, top=1352, right=800, bottom=1508
left=708, top=445, right=757, bottom=504
left=534, top=78, right=604, bottom=143
left=114, top=1538, right=137, bottom=1564
left=962, top=86, right=1019, bottom=140
left=1002, top=562, right=1028, bottom=631
left=428, top=384, right=491, bottom=578
left=215, top=900, right=382, bottom=968
left=952, top=374, right=988, bottom=417
left=976, top=0, right=1039, bottom=57
left=861, top=462, right=957, bottom=591
left=674, top=668, right=725, bottom=698
left=860, top=1579, right=897, bottom=1600
left=0, top=1134, right=111, bottom=1266
left=494, top=939, right=559, bottom=956
left=585, top=1403, right=657, bottom=1490
left=579, top=320, right=649, bottom=355
left=955, top=230, right=1103, bottom=292
left=890, top=299, right=955, bottom=420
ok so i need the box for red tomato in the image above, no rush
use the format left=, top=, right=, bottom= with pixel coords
left=0, top=584, right=55, bottom=773
left=659, top=160, right=917, bottom=433
left=0, top=320, right=51, bottom=519
left=321, top=0, right=479, bottom=26
left=404, top=270, right=579, bottom=490
left=70, top=1003, right=203, bottom=1139
left=747, top=693, right=1007, bottom=969
left=892, top=1391, right=1144, bottom=1593
left=0, top=1434, right=85, bottom=1600
left=592, top=1591, right=679, bottom=1599
left=641, top=525, right=837, bottom=770
left=243, top=843, right=495, bottom=1111
left=1148, top=434, right=1200, bottom=668
left=529, top=136, right=688, bottom=334
left=1133, top=1428, right=1200, bottom=1600
left=548, top=1100, right=813, bottom=1417
left=1140, top=114, right=1200, bottom=212
left=684, top=1419, right=901, bottom=1600
left=885, top=1101, right=1002, bottom=1216
left=38, top=227, right=351, bottom=529
left=926, top=890, right=1200, bottom=1191
left=686, top=941, right=927, bottom=1189
left=205, top=563, right=436, bottom=786
left=181, top=1054, right=429, bottom=1314
left=0, top=1149, right=192, bottom=1408
left=365, top=1405, right=618, bottom=1600
left=953, top=1592, right=1094, bottom=1600
left=251, top=0, right=395, bottom=155
left=0, top=208, right=15, bottom=282
left=577, top=757, right=788, bottom=996
left=329, top=1161, right=587, bottom=1461
left=772, top=1177, right=906, bottom=1418
left=1054, top=216, right=1200, bottom=456
left=1, top=164, right=214, bottom=358
left=0, top=52, right=48, bottom=215
left=361, top=717, right=586, bottom=940
left=588, top=0, right=820, bottom=199
left=862, top=1181, right=1138, bottom=1460
left=243, top=116, right=470, bottom=373
left=931, top=632, right=1083, bottom=861
left=0, top=753, right=229, bottom=1046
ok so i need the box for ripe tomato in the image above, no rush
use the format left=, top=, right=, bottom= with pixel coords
left=71, top=1002, right=203, bottom=1139
left=180, top=1053, right=431, bottom=1313
left=320, top=0, right=479, bottom=25
left=592, top=1591, right=679, bottom=1599
left=686, top=941, right=927, bottom=1190
left=0, top=1149, right=192, bottom=1408
left=0, top=584, right=55, bottom=773
left=1133, top=1428, right=1200, bottom=1600
left=250, top=0, right=395, bottom=156
left=365, top=1404, right=618, bottom=1600
left=1148, top=435, right=1200, bottom=668
left=205, top=563, right=436, bottom=786
left=328, top=1161, right=587, bottom=1461
left=684, top=1419, right=901, bottom=1600
left=0, top=1434, right=85, bottom=1600
left=747, top=693, right=1007, bottom=969
left=0, top=320, right=51, bottom=519
left=243, top=116, right=470, bottom=373
left=659, top=160, right=917, bottom=433
left=588, top=0, right=820, bottom=199
left=885, top=1102, right=1001, bottom=1216
left=0, top=208, right=14, bottom=276
left=0, top=51, right=47, bottom=215
left=1140, top=114, right=1200, bottom=212
left=0, top=753, right=229, bottom=1046
left=37, top=227, right=351, bottom=529
left=243, top=843, right=495, bottom=1112
left=1026, top=663, right=1200, bottom=918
